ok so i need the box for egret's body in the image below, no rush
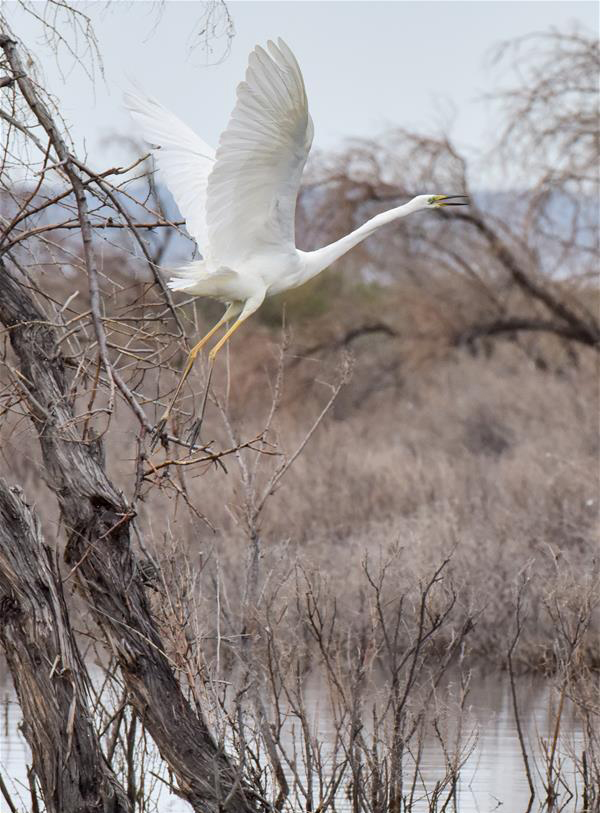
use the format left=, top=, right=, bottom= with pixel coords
left=125, top=38, right=466, bottom=440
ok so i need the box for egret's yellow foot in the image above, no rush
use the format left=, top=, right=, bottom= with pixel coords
left=150, top=415, right=170, bottom=451
left=186, top=419, right=203, bottom=451
left=186, top=363, right=214, bottom=451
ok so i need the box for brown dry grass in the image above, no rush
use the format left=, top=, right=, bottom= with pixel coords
left=2, top=262, right=597, bottom=672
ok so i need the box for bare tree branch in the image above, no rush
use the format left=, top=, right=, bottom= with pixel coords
left=0, top=258, right=261, bottom=813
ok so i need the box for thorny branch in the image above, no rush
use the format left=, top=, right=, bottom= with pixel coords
left=1, top=35, right=165, bottom=429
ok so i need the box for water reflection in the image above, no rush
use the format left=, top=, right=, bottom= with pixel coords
left=0, top=667, right=585, bottom=812
left=417, top=671, right=584, bottom=811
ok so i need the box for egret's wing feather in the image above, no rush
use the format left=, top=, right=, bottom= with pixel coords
left=207, top=38, right=314, bottom=267
left=124, top=91, right=215, bottom=251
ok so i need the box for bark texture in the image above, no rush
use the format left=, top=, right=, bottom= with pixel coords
left=0, top=480, right=130, bottom=813
left=0, top=260, right=260, bottom=812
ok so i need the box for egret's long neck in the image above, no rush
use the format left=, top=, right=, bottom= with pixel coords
left=298, top=198, right=423, bottom=281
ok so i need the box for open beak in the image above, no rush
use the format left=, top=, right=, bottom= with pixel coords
left=437, top=195, right=469, bottom=207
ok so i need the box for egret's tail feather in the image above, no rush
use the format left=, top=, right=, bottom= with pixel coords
left=164, top=264, right=241, bottom=299
left=166, top=262, right=209, bottom=291
left=166, top=277, right=198, bottom=291
left=168, top=264, right=206, bottom=279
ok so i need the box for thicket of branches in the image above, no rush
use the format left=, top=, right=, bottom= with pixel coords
left=0, top=5, right=598, bottom=812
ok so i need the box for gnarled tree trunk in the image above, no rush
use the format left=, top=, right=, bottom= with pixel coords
left=0, top=480, right=130, bottom=813
left=0, top=259, right=260, bottom=812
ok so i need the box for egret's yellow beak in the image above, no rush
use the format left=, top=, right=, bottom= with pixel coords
left=434, top=194, right=469, bottom=207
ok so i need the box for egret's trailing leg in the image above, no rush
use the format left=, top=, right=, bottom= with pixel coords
left=186, top=297, right=263, bottom=449
left=151, top=303, right=241, bottom=449
left=186, top=362, right=214, bottom=451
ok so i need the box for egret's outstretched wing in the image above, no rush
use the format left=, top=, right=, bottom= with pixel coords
left=207, top=38, right=314, bottom=267
left=124, top=91, right=215, bottom=251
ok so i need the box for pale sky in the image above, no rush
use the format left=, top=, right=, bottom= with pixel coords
left=5, top=1, right=598, bottom=187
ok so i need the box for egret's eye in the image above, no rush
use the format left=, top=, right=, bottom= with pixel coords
left=427, top=196, right=436, bottom=205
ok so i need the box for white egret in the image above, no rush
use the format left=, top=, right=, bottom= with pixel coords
left=125, top=38, right=467, bottom=444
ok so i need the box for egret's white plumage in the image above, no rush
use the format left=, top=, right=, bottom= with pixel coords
left=125, top=38, right=466, bottom=439
left=123, top=93, right=215, bottom=253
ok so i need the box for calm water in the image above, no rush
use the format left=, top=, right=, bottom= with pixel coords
left=0, top=668, right=585, bottom=812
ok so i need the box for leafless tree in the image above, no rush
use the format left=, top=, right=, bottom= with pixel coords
left=0, top=8, right=597, bottom=813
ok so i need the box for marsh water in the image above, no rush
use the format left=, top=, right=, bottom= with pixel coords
left=0, top=668, right=585, bottom=812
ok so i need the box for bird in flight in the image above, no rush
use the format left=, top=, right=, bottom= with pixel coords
left=125, top=38, right=467, bottom=445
